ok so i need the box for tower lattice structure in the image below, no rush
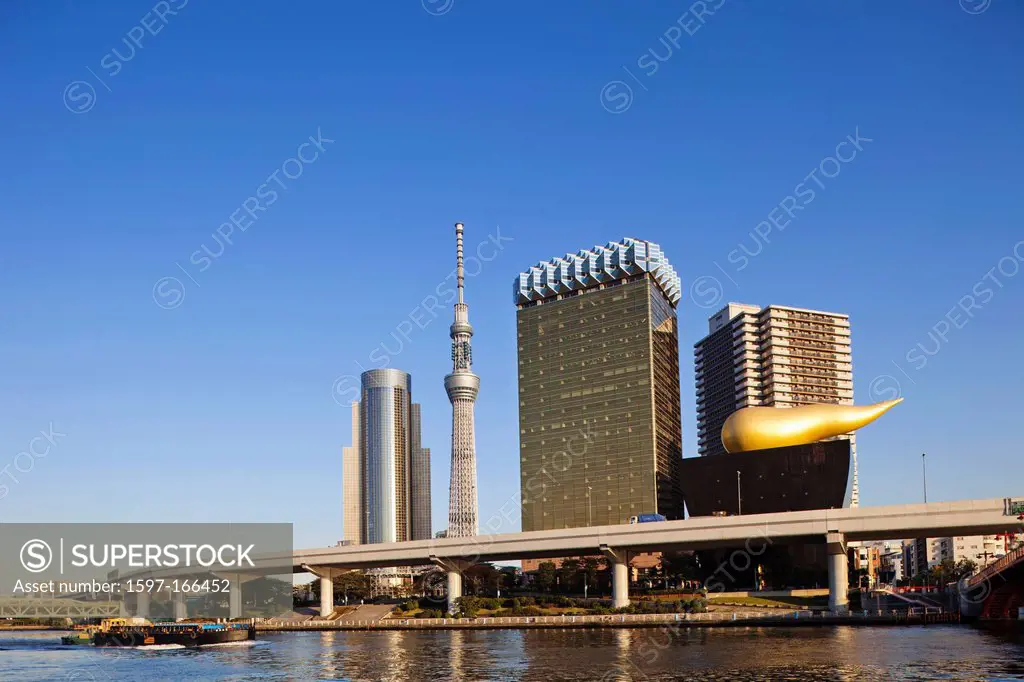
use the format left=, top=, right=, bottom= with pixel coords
left=444, top=222, right=480, bottom=537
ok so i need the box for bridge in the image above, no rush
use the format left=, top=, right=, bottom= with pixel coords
left=961, top=544, right=1024, bottom=619
left=294, top=497, right=1024, bottom=616
left=0, top=598, right=121, bottom=618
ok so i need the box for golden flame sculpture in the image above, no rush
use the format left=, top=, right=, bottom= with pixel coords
left=721, top=399, right=903, bottom=453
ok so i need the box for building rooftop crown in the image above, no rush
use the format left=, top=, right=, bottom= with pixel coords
left=513, top=237, right=681, bottom=306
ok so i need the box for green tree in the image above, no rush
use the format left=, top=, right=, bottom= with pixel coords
left=954, top=558, right=978, bottom=580
left=558, top=558, right=583, bottom=593
left=335, top=571, right=371, bottom=603
left=456, top=596, right=480, bottom=618
left=465, top=563, right=501, bottom=596
left=582, top=557, right=602, bottom=594
left=498, top=566, right=519, bottom=592
left=536, top=561, right=557, bottom=593
left=661, top=551, right=701, bottom=584
left=294, top=581, right=315, bottom=606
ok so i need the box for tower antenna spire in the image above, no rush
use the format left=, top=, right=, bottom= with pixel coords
left=455, top=222, right=465, bottom=304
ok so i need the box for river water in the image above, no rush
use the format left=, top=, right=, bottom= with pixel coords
left=2, top=626, right=1023, bottom=681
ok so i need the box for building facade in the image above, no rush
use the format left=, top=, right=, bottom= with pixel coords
left=342, top=401, right=362, bottom=545
left=515, top=237, right=683, bottom=531
left=853, top=540, right=905, bottom=586
left=694, top=303, right=858, bottom=505
left=410, top=403, right=432, bottom=542
left=341, top=369, right=432, bottom=545
left=902, top=534, right=1022, bottom=576
left=680, top=439, right=852, bottom=516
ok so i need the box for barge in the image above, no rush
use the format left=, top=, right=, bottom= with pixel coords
left=63, top=618, right=255, bottom=647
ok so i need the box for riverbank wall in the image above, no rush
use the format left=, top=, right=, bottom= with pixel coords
left=257, top=610, right=959, bottom=632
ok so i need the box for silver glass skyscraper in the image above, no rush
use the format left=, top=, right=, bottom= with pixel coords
left=342, top=369, right=432, bottom=544
left=362, top=369, right=412, bottom=544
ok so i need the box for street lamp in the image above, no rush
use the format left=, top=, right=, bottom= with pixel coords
left=922, top=453, right=927, bottom=503
left=736, top=471, right=742, bottom=516
left=587, top=486, right=593, bottom=526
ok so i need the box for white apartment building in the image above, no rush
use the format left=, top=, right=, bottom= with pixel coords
left=695, top=303, right=858, bottom=504
left=902, top=534, right=1018, bottom=578
left=949, top=535, right=1010, bottom=565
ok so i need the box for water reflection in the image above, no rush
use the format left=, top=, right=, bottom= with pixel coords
left=606, top=628, right=640, bottom=681
left=449, top=629, right=465, bottom=680
left=1, top=626, right=1023, bottom=682
left=318, top=630, right=340, bottom=677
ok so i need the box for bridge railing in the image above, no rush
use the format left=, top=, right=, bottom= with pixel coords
left=967, top=545, right=1024, bottom=588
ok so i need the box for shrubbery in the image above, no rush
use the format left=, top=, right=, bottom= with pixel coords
left=416, top=609, right=443, bottom=618
left=604, top=597, right=707, bottom=615
left=405, top=594, right=707, bottom=620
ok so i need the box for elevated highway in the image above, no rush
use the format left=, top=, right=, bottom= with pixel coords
left=294, top=497, right=1024, bottom=615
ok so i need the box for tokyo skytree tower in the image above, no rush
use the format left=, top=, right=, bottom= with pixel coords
left=444, top=222, right=480, bottom=538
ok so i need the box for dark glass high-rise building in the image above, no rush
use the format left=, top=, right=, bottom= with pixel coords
left=514, top=238, right=683, bottom=531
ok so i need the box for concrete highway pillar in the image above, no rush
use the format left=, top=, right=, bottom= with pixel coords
left=319, top=576, right=334, bottom=619
left=446, top=569, right=463, bottom=615
left=135, top=589, right=150, bottom=619
left=612, top=560, right=629, bottom=609
left=301, top=565, right=352, bottom=619
left=826, top=532, right=849, bottom=614
left=229, top=580, right=243, bottom=620
left=172, top=590, right=187, bottom=620
left=430, top=556, right=472, bottom=615
left=601, top=545, right=630, bottom=609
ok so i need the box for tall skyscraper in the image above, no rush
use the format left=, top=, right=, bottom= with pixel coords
left=342, top=401, right=362, bottom=544
left=341, top=369, right=432, bottom=544
left=362, top=369, right=413, bottom=544
left=410, top=403, right=432, bottom=542
left=515, top=237, right=683, bottom=531
left=694, top=303, right=858, bottom=505
left=445, top=222, right=480, bottom=538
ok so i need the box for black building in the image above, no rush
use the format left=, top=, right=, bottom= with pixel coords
left=679, top=440, right=852, bottom=590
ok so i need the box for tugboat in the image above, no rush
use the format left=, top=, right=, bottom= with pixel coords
left=69, top=618, right=255, bottom=647
left=60, top=626, right=98, bottom=645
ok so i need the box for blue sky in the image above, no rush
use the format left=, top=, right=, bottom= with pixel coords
left=1, top=1, right=1022, bottom=550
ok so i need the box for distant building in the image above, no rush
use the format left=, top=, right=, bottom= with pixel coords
left=341, top=369, right=432, bottom=545
left=947, top=535, right=1014, bottom=565
left=885, top=550, right=905, bottom=583
left=901, top=534, right=1016, bottom=578
left=694, top=303, right=858, bottom=505
left=852, top=540, right=905, bottom=587
left=410, top=403, right=432, bottom=542
left=514, top=238, right=683, bottom=530
left=342, top=401, right=362, bottom=545
left=522, top=553, right=662, bottom=580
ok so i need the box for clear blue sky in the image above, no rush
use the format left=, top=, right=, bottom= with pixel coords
left=1, top=1, right=1022, bottom=550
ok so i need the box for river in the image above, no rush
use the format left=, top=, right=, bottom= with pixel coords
left=2, top=626, right=1022, bottom=680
